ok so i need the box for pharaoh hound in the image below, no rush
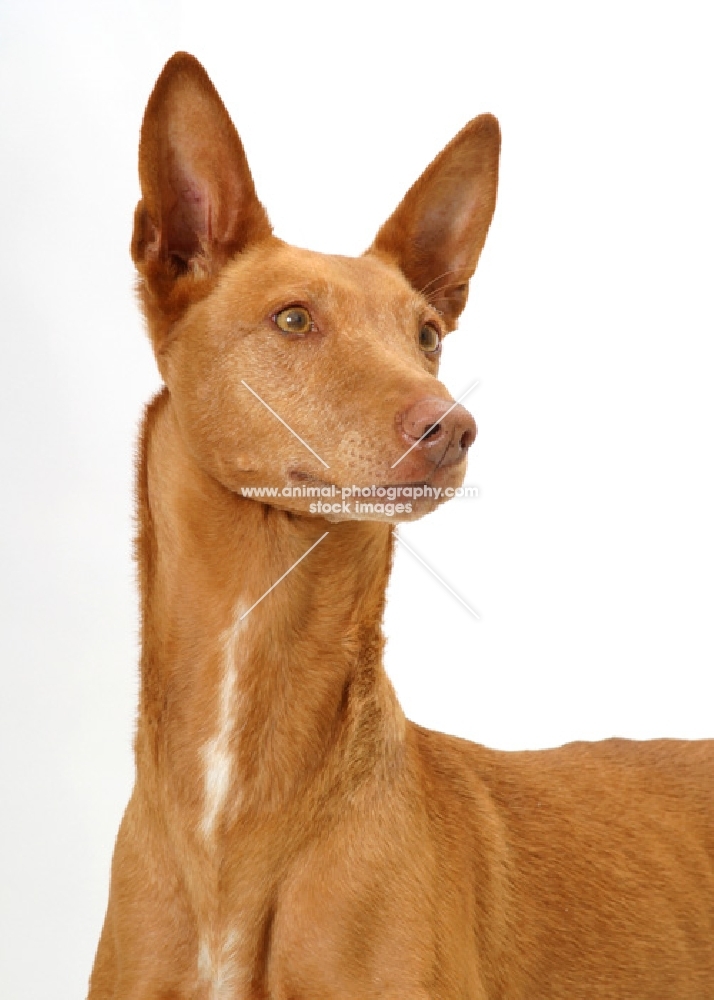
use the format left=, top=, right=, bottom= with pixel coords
left=88, top=52, right=714, bottom=1000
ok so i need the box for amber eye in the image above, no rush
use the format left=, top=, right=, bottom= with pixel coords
left=419, top=323, right=441, bottom=354
left=274, top=306, right=313, bottom=334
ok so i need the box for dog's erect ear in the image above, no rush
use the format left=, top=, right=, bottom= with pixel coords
left=132, top=52, right=271, bottom=337
left=369, top=115, right=500, bottom=330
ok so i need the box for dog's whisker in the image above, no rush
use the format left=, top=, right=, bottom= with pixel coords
left=424, top=279, right=469, bottom=304
left=418, top=266, right=471, bottom=297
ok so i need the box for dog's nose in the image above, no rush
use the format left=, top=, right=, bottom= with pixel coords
left=397, top=397, right=477, bottom=468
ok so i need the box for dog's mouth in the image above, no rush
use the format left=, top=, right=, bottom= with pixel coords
left=288, top=470, right=433, bottom=494
left=284, top=469, right=458, bottom=524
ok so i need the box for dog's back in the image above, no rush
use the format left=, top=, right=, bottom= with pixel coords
left=416, top=728, right=714, bottom=997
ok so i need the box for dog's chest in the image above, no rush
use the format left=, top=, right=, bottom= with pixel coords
left=199, top=608, right=248, bottom=842
left=197, top=928, right=243, bottom=1000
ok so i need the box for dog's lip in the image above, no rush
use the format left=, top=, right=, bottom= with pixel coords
left=287, top=470, right=433, bottom=491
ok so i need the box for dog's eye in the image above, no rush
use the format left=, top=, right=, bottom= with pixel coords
left=419, top=323, right=441, bottom=354
left=274, top=306, right=313, bottom=335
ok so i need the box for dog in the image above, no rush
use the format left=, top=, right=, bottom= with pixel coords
left=88, top=51, right=714, bottom=999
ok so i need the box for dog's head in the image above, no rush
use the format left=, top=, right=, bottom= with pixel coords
left=132, top=53, right=499, bottom=522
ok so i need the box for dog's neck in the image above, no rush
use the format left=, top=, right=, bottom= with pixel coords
left=134, top=390, right=405, bottom=831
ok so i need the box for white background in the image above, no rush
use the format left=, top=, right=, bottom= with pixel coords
left=1, top=1, right=712, bottom=996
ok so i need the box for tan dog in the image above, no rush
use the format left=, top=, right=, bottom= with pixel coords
left=88, top=52, right=714, bottom=999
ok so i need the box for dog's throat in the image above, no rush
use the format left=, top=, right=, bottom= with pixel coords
left=135, top=393, right=404, bottom=830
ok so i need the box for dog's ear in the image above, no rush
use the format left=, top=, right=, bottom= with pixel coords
left=370, top=115, right=500, bottom=330
left=132, top=52, right=271, bottom=343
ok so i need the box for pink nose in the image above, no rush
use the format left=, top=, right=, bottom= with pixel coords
left=397, top=397, right=477, bottom=469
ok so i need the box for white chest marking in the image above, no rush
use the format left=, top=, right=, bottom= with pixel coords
left=198, top=929, right=241, bottom=1000
left=200, top=611, right=246, bottom=841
